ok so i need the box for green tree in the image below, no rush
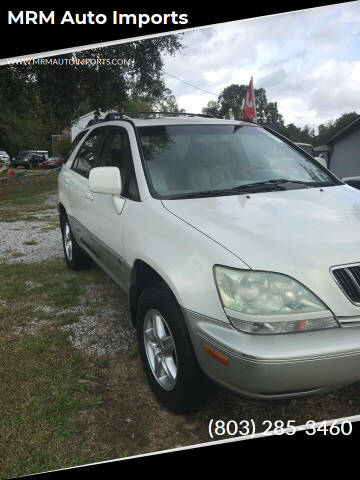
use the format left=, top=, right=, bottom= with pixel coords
left=202, top=100, right=221, bottom=117
left=155, top=87, right=184, bottom=112
left=0, top=36, right=183, bottom=156
left=316, top=111, right=359, bottom=146
left=202, top=83, right=284, bottom=127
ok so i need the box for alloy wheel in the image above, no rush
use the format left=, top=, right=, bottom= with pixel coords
left=64, top=223, right=73, bottom=261
left=143, top=309, right=178, bottom=391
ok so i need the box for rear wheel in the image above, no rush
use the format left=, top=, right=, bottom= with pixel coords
left=60, top=215, right=93, bottom=270
left=136, top=283, right=210, bottom=413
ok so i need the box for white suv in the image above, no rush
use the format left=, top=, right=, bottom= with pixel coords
left=58, top=112, right=360, bottom=412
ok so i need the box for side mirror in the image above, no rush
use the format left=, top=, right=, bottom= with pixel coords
left=89, top=166, right=122, bottom=195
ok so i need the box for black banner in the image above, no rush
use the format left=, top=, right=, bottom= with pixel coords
left=0, top=1, right=346, bottom=59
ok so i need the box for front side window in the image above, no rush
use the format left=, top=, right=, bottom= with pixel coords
left=69, top=129, right=89, bottom=157
left=138, top=124, right=338, bottom=199
left=72, top=128, right=106, bottom=178
left=97, top=127, right=140, bottom=199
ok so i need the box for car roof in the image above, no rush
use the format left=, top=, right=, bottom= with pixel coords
left=126, top=116, right=254, bottom=128
left=87, top=115, right=256, bottom=131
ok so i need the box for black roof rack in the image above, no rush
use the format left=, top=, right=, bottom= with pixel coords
left=85, top=112, right=225, bottom=128
left=120, top=111, right=218, bottom=119
left=86, top=118, right=102, bottom=127
left=85, top=111, right=220, bottom=128
left=104, top=112, right=122, bottom=121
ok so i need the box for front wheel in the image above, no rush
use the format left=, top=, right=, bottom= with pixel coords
left=136, top=283, right=210, bottom=413
left=60, top=216, right=93, bottom=270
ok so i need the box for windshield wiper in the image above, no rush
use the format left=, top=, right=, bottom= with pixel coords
left=173, top=189, right=240, bottom=199
left=232, top=179, right=334, bottom=191
left=168, top=178, right=336, bottom=200
left=171, top=184, right=286, bottom=199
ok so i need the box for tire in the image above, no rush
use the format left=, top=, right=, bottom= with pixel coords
left=136, top=283, right=210, bottom=413
left=60, top=214, right=93, bottom=270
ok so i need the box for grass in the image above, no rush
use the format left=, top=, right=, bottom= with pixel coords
left=0, top=260, right=103, bottom=476
left=0, top=171, right=58, bottom=222
left=1, top=173, right=360, bottom=478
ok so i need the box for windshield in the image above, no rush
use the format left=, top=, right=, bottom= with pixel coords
left=138, top=125, right=337, bottom=199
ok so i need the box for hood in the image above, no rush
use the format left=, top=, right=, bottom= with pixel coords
left=162, top=185, right=360, bottom=316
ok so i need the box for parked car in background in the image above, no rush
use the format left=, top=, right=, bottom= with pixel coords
left=0, top=150, right=10, bottom=165
left=58, top=112, right=360, bottom=413
left=13, top=150, right=48, bottom=169
left=295, top=143, right=327, bottom=168
left=39, top=157, right=63, bottom=169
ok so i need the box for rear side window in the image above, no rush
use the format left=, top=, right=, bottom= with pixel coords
left=72, top=128, right=106, bottom=178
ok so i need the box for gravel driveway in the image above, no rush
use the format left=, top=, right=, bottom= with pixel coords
left=0, top=191, right=63, bottom=263
left=0, top=187, right=136, bottom=356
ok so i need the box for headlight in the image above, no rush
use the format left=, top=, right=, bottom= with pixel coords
left=214, top=266, right=338, bottom=334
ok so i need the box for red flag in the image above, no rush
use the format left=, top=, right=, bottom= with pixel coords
left=242, top=77, right=257, bottom=123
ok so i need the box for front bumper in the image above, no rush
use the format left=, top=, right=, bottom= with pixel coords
left=183, top=308, right=360, bottom=400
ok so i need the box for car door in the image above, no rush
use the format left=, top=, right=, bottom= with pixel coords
left=63, top=126, right=108, bottom=257
left=84, top=124, right=141, bottom=289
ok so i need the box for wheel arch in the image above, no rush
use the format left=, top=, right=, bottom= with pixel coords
left=58, top=202, right=66, bottom=217
left=129, top=259, right=179, bottom=327
left=58, top=202, right=67, bottom=228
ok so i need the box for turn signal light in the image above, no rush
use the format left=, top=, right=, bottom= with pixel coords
left=203, top=344, right=229, bottom=365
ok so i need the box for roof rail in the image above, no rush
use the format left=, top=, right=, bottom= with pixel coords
left=104, top=112, right=122, bottom=121
left=86, top=118, right=102, bottom=128
left=84, top=111, right=220, bottom=129
left=120, top=111, right=218, bottom=119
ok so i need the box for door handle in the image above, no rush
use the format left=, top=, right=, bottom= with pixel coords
left=84, top=191, right=94, bottom=201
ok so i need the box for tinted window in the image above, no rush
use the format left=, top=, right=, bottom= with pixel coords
left=69, top=129, right=89, bottom=157
left=72, top=128, right=106, bottom=178
left=97, top=127, right=139, bottom=199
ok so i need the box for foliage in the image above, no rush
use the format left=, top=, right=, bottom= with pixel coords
left=202, top=83, right=359, bottom=146
left=277, top=113, right=359, bottom=146
left=202, top=83, right=284, bottom=127
left=155, top=87, right=185, bottom=113
left=0, top=36, right=183, bottom=156
left=316, top=112, right=359, bottom=146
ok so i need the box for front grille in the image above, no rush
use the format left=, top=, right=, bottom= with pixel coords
left=331, top=264, right=360, bottom=304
